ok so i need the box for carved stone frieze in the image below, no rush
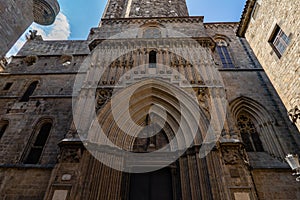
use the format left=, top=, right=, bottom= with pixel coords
left=101, top=17, right=204, bottom=25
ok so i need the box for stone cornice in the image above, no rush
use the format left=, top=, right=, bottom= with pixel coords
left=89, top=37, right=215, bottom=51
left=237, top=0, right=257, bottom=37
left=100, top=16, right=204, bottom=25
left=204, top=22, right=239, bottom=29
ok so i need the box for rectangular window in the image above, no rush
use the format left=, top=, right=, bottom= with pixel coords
left=269, top=25, right=290, bottom=58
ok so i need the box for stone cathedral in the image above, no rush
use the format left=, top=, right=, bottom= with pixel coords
left=0, top=0, right=300, bottom=200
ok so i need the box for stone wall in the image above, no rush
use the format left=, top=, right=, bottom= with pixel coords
left=0, top=167, right=52, bottom=200
left=102, top=0, right=188, bottom=18
left=243, top=0, right=300, bottom=130
left=252, top=169, right=300, bottom=199
left=89, top=17, right=206, bottom=41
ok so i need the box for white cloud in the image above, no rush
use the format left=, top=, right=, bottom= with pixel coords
left=6, top=12, right=71, bottom=57
left=32, top=12, right=71, bottom=40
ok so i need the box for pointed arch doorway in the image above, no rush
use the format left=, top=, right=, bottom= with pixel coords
left=129, top=114, right=175, bottom=200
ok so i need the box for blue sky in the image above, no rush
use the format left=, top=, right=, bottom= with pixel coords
left=59, top=0, right=246, bottom=39
left=7, top=0, right=246, bottom=56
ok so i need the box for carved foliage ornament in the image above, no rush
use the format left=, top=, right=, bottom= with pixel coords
left=95, top=88, right=113, bottom=112
left=221, top=144, right=247, bottom=165
left=23, top=55, right=38, bottom=66
left=58, top=147, right=82, bottom=163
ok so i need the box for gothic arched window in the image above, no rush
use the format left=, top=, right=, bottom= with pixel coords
left=237, top=114, right=264, bottom=152
left=216, top=39, right=234, bottom=68
left=0, top=120, right=9, bottom=139
left=24, top=122, right=52, bottom=164
left=149, top=51, right=157, bottom=68
left=143, top=27, right=161, bottom=38
left=20, top=81, right=38, bottom=102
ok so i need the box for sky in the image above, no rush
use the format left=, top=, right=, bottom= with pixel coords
left=7, top=0, right=246, bottom=56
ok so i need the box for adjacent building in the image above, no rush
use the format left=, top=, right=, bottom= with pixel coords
left=238, top=0, right=300, bottom=130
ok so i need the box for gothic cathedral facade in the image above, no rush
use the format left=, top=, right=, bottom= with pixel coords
left=0, top=0, right=299, bottom=199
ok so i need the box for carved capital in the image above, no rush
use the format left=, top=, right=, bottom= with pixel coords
left=220, top=142, right=247, bottom=165
left=58, top=140, right=84, bottom=163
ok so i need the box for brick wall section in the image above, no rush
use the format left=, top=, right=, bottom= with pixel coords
left=244, top=0, right=300, bottom=130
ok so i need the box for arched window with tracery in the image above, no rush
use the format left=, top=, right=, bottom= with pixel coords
left=143, top=27, right=161, bottom=38
left=20, top=81, right=38, bottom=102
left=215, top=39, right=234, bottom=68
left=24, top=121, right=52, bottom=164
left=237, top=114, right=264, bottom=152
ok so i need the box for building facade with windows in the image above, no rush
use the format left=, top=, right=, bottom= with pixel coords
left=0, top=0, right=300, bottom=199
left=237, top=0, right=300, bottom=130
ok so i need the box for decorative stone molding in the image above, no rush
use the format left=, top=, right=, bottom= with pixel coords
left=58, top=139, right=84, bottom=163
left=101, top=16, right=203, bottom=25
left=194, top=87, right=210, bottom=116
left=59, top=54, right=73, bottom=66
left=288, top=105, right=300, bottom=124
left=23, top=55, right=38, bottom=66
left=26, top=30, right=38, bottom=40
left=89, top=37, right=214, bottom=52
left=65, top=128, right=79, bottom=139
left=95, top=88, right=113, bottom=112
left=220, top=141, right=248, bottom=165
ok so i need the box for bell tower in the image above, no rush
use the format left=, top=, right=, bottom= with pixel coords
left=102, top=0, right=189, bottom=18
